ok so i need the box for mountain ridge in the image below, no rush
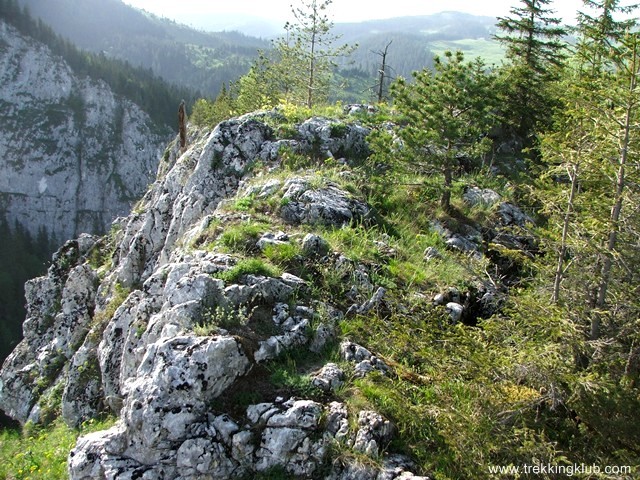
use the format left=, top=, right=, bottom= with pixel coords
left=18, top=0, right=504, bottom=98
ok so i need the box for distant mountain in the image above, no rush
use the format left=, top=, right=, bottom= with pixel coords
left=174, top=13, right=283, bottom=38
left=334, top=12, right=502, bottom=99
left=335, top=12, right=498, bottom=43
left=340, top=13, right=500, bottom=68
left=18, top=0, right=268, bottom=97
left=17, top=1, right=503, bottom=101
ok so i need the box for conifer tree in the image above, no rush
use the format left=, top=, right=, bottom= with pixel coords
left=575, top=0, right=638, bottom=77
left=285, top=0, right=355, bottom=108
left=238, top=0, right=354, bottom=109
left=494, top=0, right=567, bottom=146
left=391, top=51, right=497, bottom=211
left=540, top=5, right=639, bottom=342
left=590, top=32, right=640, bottom=339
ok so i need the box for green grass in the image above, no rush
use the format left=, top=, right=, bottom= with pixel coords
left=0, top=417, right=116, bottom=480
left=215, top=258, right=282, bottom=283
left=194, top=305, right=252, bottom=335
left=430, top=39, right=506, bottom=66
left=218, top=221, right=269, bottom=254
left=262, top=242, right=303, bottom=266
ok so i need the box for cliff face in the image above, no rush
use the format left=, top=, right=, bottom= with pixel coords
left=0, top=20, right=169, bottom=241
left=0, top=111, right=432, bottom=479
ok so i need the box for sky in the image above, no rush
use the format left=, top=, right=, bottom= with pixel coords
left=121, top=0, right=586, bottom=28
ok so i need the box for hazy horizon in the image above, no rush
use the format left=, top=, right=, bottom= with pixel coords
left=122, top=0, right=588, bottom=33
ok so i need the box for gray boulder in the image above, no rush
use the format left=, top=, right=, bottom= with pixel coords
left=0, top=253, right=98, bottom=424
left=302, top=232, right=331, bottom=257
left=340, top=340, right=390, bottom=378
left=498, top=202, right=533, bottom=227
left=69, top=335, right=251, bottom=476
left=445, top=302, right=465, bottom=323
left=311, top=363, right=345, bottom=392
left=297, top=117, right=371, bottom=160
left=280, top=177, right=371, bottom=227
left=354, top=410, right=395, bottom=457
left=463, top=186, right=502, bottom=207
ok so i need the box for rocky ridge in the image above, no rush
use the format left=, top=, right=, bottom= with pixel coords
left=0, top=19, right=169, bottom=241
left=0, top=111, right=434, bottom=479
left=0, top=109, right=535, bottom=478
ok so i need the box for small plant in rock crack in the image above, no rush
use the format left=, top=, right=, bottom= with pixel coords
left=194, top=305, right=252, bottom=335
left=216, top=258, right=283, bottom=283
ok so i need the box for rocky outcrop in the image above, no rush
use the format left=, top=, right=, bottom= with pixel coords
left=0, top=110, right=428, bottom=478
left=0, top=20, right=169, bottom=241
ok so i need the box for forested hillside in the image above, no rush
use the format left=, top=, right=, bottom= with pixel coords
left=16, top=0, right=504, bottom=102
left=18, top=0, right=268, bottom=97
left=4, top=0, right=196, bottom=127
left=0, top=0, right=181, bottom=367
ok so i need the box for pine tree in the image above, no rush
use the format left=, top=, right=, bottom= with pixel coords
left=494, top=0, right=567, bottom=146
left=243, top=0, right=354, bottom=108
left=391, top=51, right=497, bottom=211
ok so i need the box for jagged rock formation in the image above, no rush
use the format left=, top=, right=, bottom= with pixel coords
left=0, top=112, right=431, bottom=479
left=0, top=19, right=169, bottom=241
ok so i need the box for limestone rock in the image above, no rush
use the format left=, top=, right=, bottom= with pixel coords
left=354, top=410, right=395, bottom=457
left=69, top=335, right=251, bottom=476
left=311, top=363, right=345, bottom=392
left=302, top=232, right=331, bottom=257
left=498, top=202, right=533, bottom=227
left=0, top=249, right=98, bottom=424
left=340, top=340, right=390, bottom=377
left=280, top=177, right=371, bottom=227
left=0, top=103, right=432, bottom=480
left=296, top=117, right=371, bottom=160
left=463, top=186, right=502, bottom=207
left=256, top=231, right=289, bottom=251
left=347, top=286, right=387, bottom=316
left=445, top=302, right=465, bottom=323
left=0, top=20, right=167, bottom=241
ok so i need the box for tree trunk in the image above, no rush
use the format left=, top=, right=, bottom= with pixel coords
left=441, top=161, right=453, bottom=212
left=377, top=41, right=392, bottom=103
left=591, top=35, right=638, bottom=340
left=553, top=162, right=579, bottom=303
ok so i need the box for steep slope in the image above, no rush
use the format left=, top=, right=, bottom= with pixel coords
left=0, top=111, right=435, bottom=479
left=0, top=19, right=169, bottom=241
left=5, top=106, right=633, bottom=478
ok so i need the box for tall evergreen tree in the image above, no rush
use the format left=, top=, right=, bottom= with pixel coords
left=575, top=0, right=638, bottom=77
left=540, top=8, right=639, bottom=343
left=590, top=32, right=640, bottom=339
left=494, top=0, right=567, bottom=147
